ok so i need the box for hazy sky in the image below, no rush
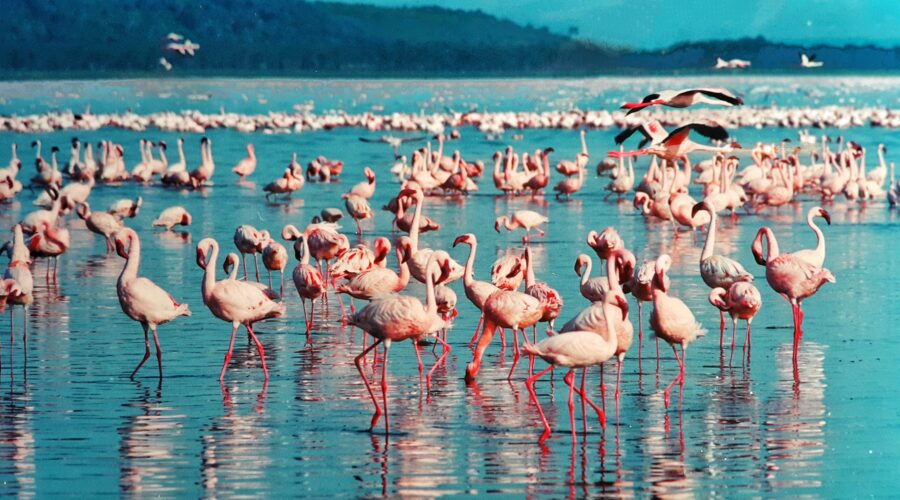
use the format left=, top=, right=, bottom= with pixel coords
left=327, top=0, right=899, bottom=49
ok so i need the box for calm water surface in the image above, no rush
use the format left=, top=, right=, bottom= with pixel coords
left=0, top=79, right=898, bottom=497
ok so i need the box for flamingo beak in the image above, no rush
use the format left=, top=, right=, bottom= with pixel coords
left=116, top=239, right=128, bottom=259
left=820, top=209, right=831, bottom=225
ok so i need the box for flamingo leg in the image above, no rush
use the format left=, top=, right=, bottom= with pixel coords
left=354, top=338, right=383, bottom=430
left=130, top=323, right=151, bottom=379
left=219, top=323, right=238, bottom=381
left=246, top=324, right=269, bottom=380
left=381, top=342, right=391, bottom=434
left=426, top=336, right=451, bottom=390
left=525, top=365, right=555, bottom=443
left=563, top=370, right=577, bottom=443
left=468, top=314, right=484, bottom=348
left=729, top=317, right=738, bottom=365
left=152, top=325, right=163, bottom=379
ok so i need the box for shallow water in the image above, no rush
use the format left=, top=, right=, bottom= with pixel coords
left=0, top=79, right=899, bottom=497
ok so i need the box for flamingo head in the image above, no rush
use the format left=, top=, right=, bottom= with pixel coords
left=654, top=254, right=672, bottom=293
left=452, top=233, right=474, bottom=248
left=574, top=254, right=589, bottom=277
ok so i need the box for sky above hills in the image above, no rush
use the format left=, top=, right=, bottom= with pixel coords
left=325, top=0, right=899, bottom=49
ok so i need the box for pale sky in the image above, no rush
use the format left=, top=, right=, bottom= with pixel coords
left=326, top=0, right=900, bottom=49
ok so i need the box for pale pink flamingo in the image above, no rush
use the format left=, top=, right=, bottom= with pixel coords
left=2, top=225, right=34, bottom=340
left=495, top=210, right=548, bottom=244
left=691, top=201, right=754, bottom=346
left=621, top=88, right=743, bottom=115
left=555, top=129, right=589, bottom=176
left=350, top=254, right=450, bottom=432
left=466, top=271, right=543, bottom=382
left=342, top=193, right=374, bottom=236
left=27, top=221, right=69, bottom=282
left=77, top=201, right=123, bottom=254
left=751, top=227, right=835, bottom=366
left=289, top=233, right=326, bottom=336
left=336, top=237, right=412, bottom=300
left=233, top=225, right=268, bottom=281
left=196, top=238, right=285, bottom=381
left=452, top=233, right=501, bottom=348
left=152, top=206, right=192, bottom=231
left=231, top=144, right=256, bottom=178
left=490, top=253, right=525, bottom=291
left=708, top=283, right=762, bottom=364
left=560, top=249, right=634, bottom=401
left=792, top=206, right=830, bottom=267
left=402, top=188, right=463, bottom=284
left=649, top=255, right=706, bottom=408
left=114, top=228, right=191, bottom=379
left=524, top=289, right=628, bottom=442
left=262, top=240, right=288, bottom=296
left=349, top=167, right=376, bottom=199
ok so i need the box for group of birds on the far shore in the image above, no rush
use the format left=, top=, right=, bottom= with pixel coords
left=3, top=83, right=887, bottom=443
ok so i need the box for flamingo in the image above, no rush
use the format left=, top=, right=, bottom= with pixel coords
left=708, top=283, right=762, bottom=364
left=349, top=167, right=376, bottom=199
left=152, top=206, right=192, bottom=231
left=289, top=233, right=326, bottom=336
left=231, top=144, right=257, bottom=178
left=27, top=221, right=69, bottom=281
left=621, top=88, right=743, bottom=115
left=452, top=233, right=501, bottom=348
left=233, top=225, right=268, bottom=281
left=342, top=193, right=374, bottom=236
left=196, top=238, right=285, bottom=381
left=691, top=201, right=754, bottom=345
left=524, top=289, right=628, bottom=442
left=77, top=202, right=124, bottom=254
left=494, top=210, right=548, bottom=244
left=792, top=207, right=830, bottom=267
left=751, top=227, right=835, bottom=366
left=350, top=254, right=450, bottom=432
left=113, top=228, right=191, bottom=379
left=261, top=240, right=288, bottom=296
left=650, top=255, right=706, bottom=408
left=2, top=225, right=34, bottom=340
left=336, top=237, right=412, bottom=300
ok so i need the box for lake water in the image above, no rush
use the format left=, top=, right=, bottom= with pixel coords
left=0, top=78, right=898, bottom=497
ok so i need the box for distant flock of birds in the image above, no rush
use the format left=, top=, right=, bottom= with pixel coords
left=0, top=85, right=893, bottom=441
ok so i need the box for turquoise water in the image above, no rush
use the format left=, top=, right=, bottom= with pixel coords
left=0, top=79, right=898, bottom=497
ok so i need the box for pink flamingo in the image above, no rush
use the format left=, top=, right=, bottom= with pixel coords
left=231, top=144, right=256, bottom=178
left=234, top=225, right=268, bottom=282
left=524, top=289, right=629, bottom=442
left=708, top=283, right=762, bottom=364
left=650, top=255, right=706, bottom=408
left=350, top=254, right=450, bottom=433
left=691, top=201, right=754, bottom=346
left=262, top=239, right=288, bottom=296
left=452, top=233, right=501, bottom=348
left=113, top=228, right=191, bottom=379
left=196, top=238, right=285, bottom=381
left=27, top=221, right=69, bottom=282
left=2, top=225, right=34, bottom=340
left=289, top=233, right=326, bottom=336
left=466, top=271, right=543, bottom=382
left=751, top=227, right=835, bottom=365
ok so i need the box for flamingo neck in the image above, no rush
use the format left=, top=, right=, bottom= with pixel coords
left=807, top=212, right=826, bottom=263
left=701, top=208, right=717, bottom=261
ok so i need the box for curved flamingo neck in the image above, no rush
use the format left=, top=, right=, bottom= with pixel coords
left=701, top=207, right=717, bottom=261
left=807, top=212, right=826, bottom=263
